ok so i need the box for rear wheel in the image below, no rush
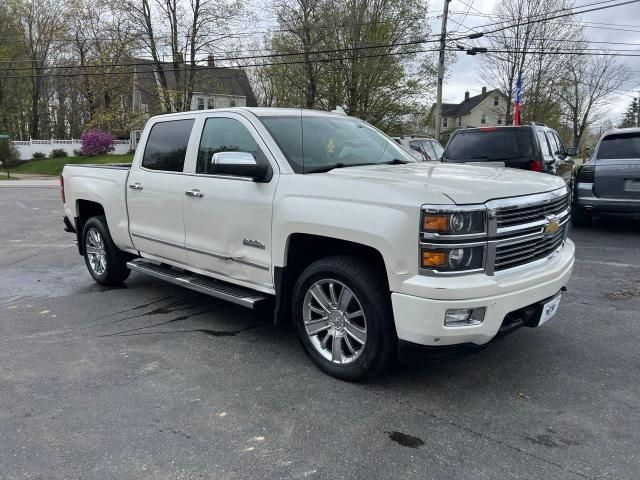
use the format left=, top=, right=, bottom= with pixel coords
left=292, top=255, right=396, bottom=381
left=82, top=215, right=131, bottom=285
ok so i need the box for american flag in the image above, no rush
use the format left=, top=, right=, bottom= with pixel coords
left=513, top=73, right=522, bottom=126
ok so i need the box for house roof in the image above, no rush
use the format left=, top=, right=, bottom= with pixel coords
left=133, top=59, right=258, bottom=107
left=442, top=89, right=504, bottom=117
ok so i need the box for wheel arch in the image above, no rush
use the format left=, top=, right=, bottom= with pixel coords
left=75, top=199, right=106, bottom=255
left=274, top=233, right=389, bottom=324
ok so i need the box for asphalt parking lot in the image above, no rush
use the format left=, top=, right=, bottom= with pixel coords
left=1, top=185, right=639, bottom=480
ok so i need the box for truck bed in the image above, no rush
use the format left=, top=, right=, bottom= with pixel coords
left=62, top=163, right=134, bottom=251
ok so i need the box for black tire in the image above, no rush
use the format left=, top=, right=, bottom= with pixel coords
left=82, top=215, right=131, bottom=285
left=292, top=255, right=397, bottom=381
left=571, top=205, right=591, bottom=227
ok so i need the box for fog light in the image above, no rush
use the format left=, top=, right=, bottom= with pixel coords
left=445, top=307, right=486, bottom=327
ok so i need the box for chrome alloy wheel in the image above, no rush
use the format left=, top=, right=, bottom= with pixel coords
left=85, top=228, right=107, bottom=276
left=302, top=279, right=367, bottom=365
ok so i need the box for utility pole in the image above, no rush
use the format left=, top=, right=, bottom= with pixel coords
left=434, top=0, right=451, bottom=142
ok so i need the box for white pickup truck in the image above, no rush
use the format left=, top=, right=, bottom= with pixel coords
left=61, top=108, right=575, bottom=380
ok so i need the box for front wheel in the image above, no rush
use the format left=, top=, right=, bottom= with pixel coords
left=292, top=255, right=397, bottom=381
left=82, top=215, right=131, bottom=285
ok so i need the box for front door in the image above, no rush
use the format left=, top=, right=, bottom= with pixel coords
left=127, top=118, right=195, bottom=264
left=182, top=114, right=277, bottom=288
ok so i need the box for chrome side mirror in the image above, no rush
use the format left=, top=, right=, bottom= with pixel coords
left=210, top=151, right=271, bottom=181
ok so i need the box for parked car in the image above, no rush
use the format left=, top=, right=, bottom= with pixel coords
left=573, top=127, right=640, bottom=226
left=61, top=108, right=574, bottom=380
left=442, top=123, right=577, bottom=185
left=392, top=135, right=444, bottom=161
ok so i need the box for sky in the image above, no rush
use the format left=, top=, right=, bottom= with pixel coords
left=429, top=0, right=640, bottom=125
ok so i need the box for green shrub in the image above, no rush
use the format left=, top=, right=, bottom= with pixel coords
left=49, top=148, right=68, bottom=158
left=73, top=148, right=83, bottom=156
left=32, top=151, right=46, bottom=159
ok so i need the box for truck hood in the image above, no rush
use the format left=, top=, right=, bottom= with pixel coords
left=327, top=162, right=567, bottom=204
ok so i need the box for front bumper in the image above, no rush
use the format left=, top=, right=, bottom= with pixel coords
left=575, top=182, right=640, bottom=217
left=391, top=239, right=575, bottom=346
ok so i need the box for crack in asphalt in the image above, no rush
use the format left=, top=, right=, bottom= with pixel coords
left=98, top=308, right=218, bottom=337
left=101, top=324, right=259, bottom=338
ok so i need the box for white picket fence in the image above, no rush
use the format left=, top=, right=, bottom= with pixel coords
left=12, top=139, right=130, bottom=160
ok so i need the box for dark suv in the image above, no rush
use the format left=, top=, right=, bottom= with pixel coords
left=442, top=124, right=576, bottom=185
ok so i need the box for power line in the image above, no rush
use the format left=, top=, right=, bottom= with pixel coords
left=0, top=47, right=443, bottom=80
left=454, top=0, right=640, bottom=40
left=0, top=35, right=440, bottom=74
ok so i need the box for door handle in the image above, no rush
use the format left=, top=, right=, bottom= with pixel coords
left=185, top=189, right=204, bottom=198
left=129, top=183, right=143, bottom=190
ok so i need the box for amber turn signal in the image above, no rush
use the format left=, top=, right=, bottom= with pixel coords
left=422, top=250, right=447, bottom=268
left=423, top=214, right=449, bottom=232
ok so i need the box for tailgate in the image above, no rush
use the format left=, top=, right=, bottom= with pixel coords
left=593, top=132, right=640, bottom=199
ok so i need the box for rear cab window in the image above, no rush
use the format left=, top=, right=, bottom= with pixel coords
left=142, top=119, right=195, bottom=172
left=597, top=132, right=640, bottom=159
left=444, top=128, right=534, bottom=162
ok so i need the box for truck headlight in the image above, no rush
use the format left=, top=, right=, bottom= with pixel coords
left=422, top=209, right=485, bottom=235
left=421, top=245, right=484, bottom=272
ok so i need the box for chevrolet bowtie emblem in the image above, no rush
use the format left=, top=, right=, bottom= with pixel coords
left=543, top=216, right=560, bottom=235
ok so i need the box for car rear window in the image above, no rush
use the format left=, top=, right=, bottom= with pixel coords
left=597, top=132, right=640, bottom=159
left=444, top=129, right=533, bottom=161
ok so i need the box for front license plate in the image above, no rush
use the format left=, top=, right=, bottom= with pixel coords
left=538, top=295, right=562, bottom=326
left=624, top=179, right=640, bottom=192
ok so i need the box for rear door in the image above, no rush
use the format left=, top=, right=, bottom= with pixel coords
left=593, top=131, right=640, bottom=199
left=127, top=118, right=195, bottom=264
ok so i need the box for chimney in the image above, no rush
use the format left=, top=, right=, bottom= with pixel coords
left=482, top=86, right=487, bottom=95
left=207, top=55, right=215, bottom=67
left=464, top=90, right=470, bottom=102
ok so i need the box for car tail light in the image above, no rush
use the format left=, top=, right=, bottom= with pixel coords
left=60, top=175, right=65, bottom=203
left=577, top=163, right=595, bottom=183
left=528, top=159, right=544, bottom=172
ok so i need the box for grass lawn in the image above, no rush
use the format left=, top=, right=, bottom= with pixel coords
left=1, top=153, right=134, bottom=177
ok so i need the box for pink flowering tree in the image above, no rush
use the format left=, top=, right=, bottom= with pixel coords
left=81, top=130, right=115, bottom=156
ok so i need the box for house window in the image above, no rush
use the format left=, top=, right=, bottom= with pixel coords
left=498, top=117, right=502, bottom=125
left=229, top=98, right=237, bottom=107
left=197, top=97, right=205, bottom=110
left=481, top=114, right=486, bottom=125
left=458, top=117, right=462, bottom=127
left=207, top=98, right=215, bottom=109
left=443, top=118, right=448, bottom=128
left=494, top=95, right=499, bottom=106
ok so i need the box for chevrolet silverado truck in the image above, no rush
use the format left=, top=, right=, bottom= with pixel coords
left=61, top=108, right=575, bottom=380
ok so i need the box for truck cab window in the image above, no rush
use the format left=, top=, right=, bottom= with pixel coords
left=197, top=117, right=263, bottom=174
left=142, top=119, right=194, bottom=172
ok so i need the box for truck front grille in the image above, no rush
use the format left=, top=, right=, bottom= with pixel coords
left=495, top=194, right=570, bottom=228
left=485, top=187, right=570, bottom=274
left=494, top=224, right=567, bottom=271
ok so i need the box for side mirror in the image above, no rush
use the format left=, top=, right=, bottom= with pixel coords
left=566, top=147, right=577, bottom=156
left=211, top=151, right=271, bottom=182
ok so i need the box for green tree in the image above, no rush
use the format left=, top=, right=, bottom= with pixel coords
left=618, top=98, right=639, bottom=128
left=0, top=139, right=20, bottom=179
left=255, top=0, right=436, bottom=132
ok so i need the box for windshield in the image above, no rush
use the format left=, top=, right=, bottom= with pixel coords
left=598, top=132, right=640, bottom=159
left=259, top=114, right=417, bottom=173
left=444, top=129, right=533, bottom=161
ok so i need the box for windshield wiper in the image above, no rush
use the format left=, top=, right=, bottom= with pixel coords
left=305, top=158, right=410, bottom=174
left=305, top=162, right=373, bottom=174
left=383, top=158, right=410, bottom=165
